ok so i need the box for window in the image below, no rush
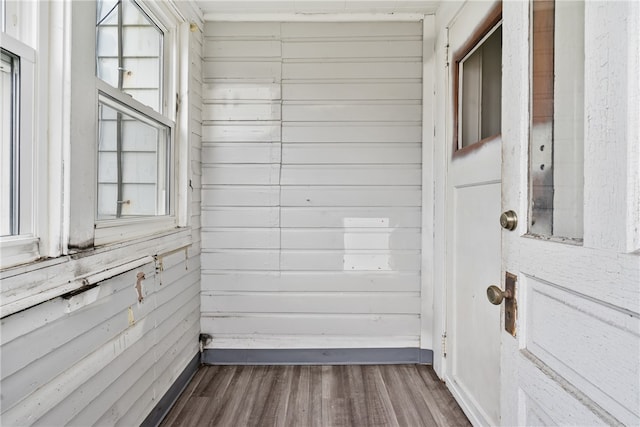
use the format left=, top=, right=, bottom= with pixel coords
left=1, top=15, right=37, bottom=268
left=529, top=0, right=584, bottom=241
left=453, top=4, right=502, bottom=154
left=93, top=0, right=175, bottom=243
left=97, top=96, right=170, bottom=219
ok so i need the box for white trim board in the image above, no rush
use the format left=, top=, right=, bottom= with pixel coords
left=204, top=13, right=431, bottom=22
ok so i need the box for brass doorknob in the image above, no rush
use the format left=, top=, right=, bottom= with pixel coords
left=486, top=285, right=513, bottom=305
left=500, top=210, right=518, bottom=231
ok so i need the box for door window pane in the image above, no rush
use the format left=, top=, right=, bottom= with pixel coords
left=530, top=0, right=584, bottom=240
left=458, top=25, right=502, bottom=149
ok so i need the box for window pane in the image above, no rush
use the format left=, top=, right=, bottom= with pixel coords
left=1, top=49, right=18, bottom=236
left=456, top=23, right=502, bottom=150
left=96, top=0, right=162, bottom=112
left=97, top=100, right=169, bottom=220
left=530, top=0, right=584, bottom=240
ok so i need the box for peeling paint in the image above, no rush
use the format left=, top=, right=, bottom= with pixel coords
left=135, top=272, right=145, bottom=303
left=127, top=306, right=135, bottom=326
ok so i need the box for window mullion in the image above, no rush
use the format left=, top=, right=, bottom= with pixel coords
left=117, top=0, right=123, bottom=91
left=116, top=110, right=124, bottom=218
left=115, top=0, right=124, bottom=218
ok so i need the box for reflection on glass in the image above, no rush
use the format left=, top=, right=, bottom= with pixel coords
left=530, top=0, right=584, bottom=240
left=97, top=99, right=169, bottom=219
left=96, top=0, right=163, bottom=112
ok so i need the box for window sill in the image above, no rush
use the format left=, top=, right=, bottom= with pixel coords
left=94, top=216, right=178, bottom=247
left=1, top=227, right=192, bottom=318
left=0, top=236, right=40, bottom=270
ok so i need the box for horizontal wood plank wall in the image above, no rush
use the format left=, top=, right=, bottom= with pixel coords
left=0, top=253, right=200, bottom=425
left=0, top=27, right=203, bottom=426
left=201, top=22, right=422, bottom=351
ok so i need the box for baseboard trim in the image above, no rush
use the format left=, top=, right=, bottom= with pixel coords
left=141, top=352, right=200, bottom=427
left=202, top=348, right=433, bottom=365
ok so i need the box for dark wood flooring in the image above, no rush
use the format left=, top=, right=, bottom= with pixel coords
left=161, top=365, right=470, bottom=427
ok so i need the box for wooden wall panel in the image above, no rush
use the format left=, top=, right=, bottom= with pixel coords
left=281, top=186, right=421, bottom=207
left=281, top=102, right=422, bottom=122
left=280, top=164, right=421, bottom=185
left=281, top=228, right=422, bottom=250
left=202, top=271, right=421, bottom=293
left=282, top=82, right=422, bottom=101
left=200, top=21, right=422, bottom=349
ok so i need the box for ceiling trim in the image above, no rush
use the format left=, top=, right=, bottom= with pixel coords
left=202, top=12, right=431, bottom=21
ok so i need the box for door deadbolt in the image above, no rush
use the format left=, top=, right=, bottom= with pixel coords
left=500, top=210, right=518, bottom=231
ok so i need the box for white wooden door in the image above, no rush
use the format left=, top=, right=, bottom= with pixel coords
left=500, top=1, right=640, bottom=425
left=444, top=2, right=503, bottom=425
left=446, top=142, right=502, bottom=426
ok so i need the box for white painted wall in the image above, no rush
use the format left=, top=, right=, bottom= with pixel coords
left=200, top=21, right=424, bottom=349
left=0, top=3, right=203, bottom=425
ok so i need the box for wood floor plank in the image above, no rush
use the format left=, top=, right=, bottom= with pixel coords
left=344, top=365, right=367, bottom=426
left=258, top=365, right=294, bottom=427
left=380, top=364, right=439, bottom=426
left=174, top=397, right=209, bottom=427
left=284, top=366, right=317, bottom=427
left=309, top=365, right=324, bottom=427
left=193, top=366, right=238, bottom=424
left=321, top=365, right=349, bottom=427
left=361, top=365, right=400, bottom=427
left=403, top=365, right=454, bottom=426
left=161, top=364, right=470, bottom=427
left=212, top=365, right=258, bottom=426
left=198, top=365, right=235, bottom=397
left=161, top=368, right=208, bottom=426
left=415, top=365, right=471, bottom=426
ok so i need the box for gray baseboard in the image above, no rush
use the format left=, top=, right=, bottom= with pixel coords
left=202, top=348, right=433, bottom=365
left=141, top=352, right=200, bottom=427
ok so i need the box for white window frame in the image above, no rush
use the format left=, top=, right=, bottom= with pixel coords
left=0, top=14, right=38, bottom=269
left=1, top=0, right=195, bottom=316
left=68, top=0, right=182, bottom=249
left=94, top=0, right=179, bottom=246
left=94, top=84, right=176, bottom=245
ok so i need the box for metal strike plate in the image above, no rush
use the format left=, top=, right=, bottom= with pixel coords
left=505, top=272, right=517, bottom=336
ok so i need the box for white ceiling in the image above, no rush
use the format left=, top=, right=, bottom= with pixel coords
left=193, top=0, right=442, bottom=19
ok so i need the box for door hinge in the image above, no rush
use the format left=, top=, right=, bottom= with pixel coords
left=442, top=332, right=447, bottom=358
left=445, top=26, right=450, bottom=68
